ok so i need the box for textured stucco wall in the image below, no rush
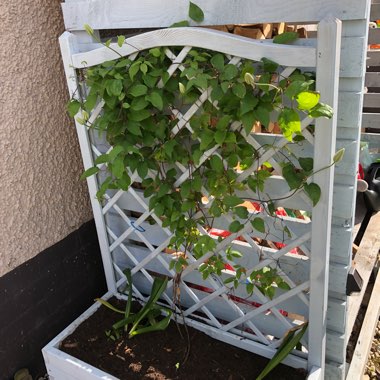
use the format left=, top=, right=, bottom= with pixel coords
left=0, top=1, right=92, bottom=276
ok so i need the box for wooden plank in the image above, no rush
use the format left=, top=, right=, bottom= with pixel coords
left=62, top=0, right=369, bottom=31
left=337, top=91, right=362, bottom=128
left=362, top=112, right=380, bottom=130
left=365, top=72, right=380, bottom=87
left=367, top=50, right=380, bottom=66
left=371, top=3, right=380, bottom=19
left=368, top=27, right=380, bottom=45
left=308, top=16, right=341, bottom=376
left=340, top=37, right=366, bottom=78
left=325, top=361, right=345, bottom=380
left=346, top=211, right=380, bottom=338
left=326, top=330, right=345, bottom=363
left=71, top=28, right=316, bottom=69
left=364, top=92, right=380, bottom=107
left=326, top=298, right=346, bottom=334
left=346, top=268, right=380, bottom=379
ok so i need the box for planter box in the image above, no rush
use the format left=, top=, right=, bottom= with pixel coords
left=43, top=290, right=320, bottom=380
left=42, top=291, right=118, bottom=380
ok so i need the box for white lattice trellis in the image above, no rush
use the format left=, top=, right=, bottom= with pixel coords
left=59, top=18, right=341, bottom=378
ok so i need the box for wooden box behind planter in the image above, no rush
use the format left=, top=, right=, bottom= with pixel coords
left=44, top=1, right=371, bottom=379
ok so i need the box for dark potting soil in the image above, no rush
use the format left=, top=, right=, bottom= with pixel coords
left=61, top=298, right=306, bottom=380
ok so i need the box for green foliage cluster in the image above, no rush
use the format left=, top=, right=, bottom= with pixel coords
left=97, top=269, right=171, bottom=339
left=69, top=35, right=339, bottom=299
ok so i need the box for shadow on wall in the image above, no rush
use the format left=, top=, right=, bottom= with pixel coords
left=0, top=220, right=107, bottom=380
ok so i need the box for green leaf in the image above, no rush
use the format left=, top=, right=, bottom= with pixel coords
left=273, top=31, right=299, bottom=44
left=261, top=58, right=278, bottom=72
left=170, top=20, right=190, bottom=28
left=216, top=115, right=231, bottom=130
left=95, top=298, right=124, bottom=314
left=224, top=195, right=243, bottom=207
left=333, top=148, right=345, bottom=164
left=256, top=323, right=308, bottom=380
left=117, top=35, right=125, bottom=47
left=251, top=217, right=265, bottom=233
left=285, top=80, right=313, bottom=99
left=298, top=157, right=313, bottom=173
left=84, top=24, right=94, bottom=36
left=304, top=182, right=321, bottom=206
left=129, top=62, right=141, bottom=81
left=241, top=111, right=255, bottom=135
left=296, top=91, right=320, bottom=110
left=84, top=93, right=97, bottom=112
left=308, top=102, right=333, bottom=118
left=210, top=53, right=225, bottom=71
left=106, top=79, right=123, bottom=96
left=126, top=121, right=142, bottom=135
left=255, top=106, right=270, bottom=128
left=278, top=108, right=301, bottom=141
left=235, top=206, right=248, bottom=219
left=189, top=1, right=204, bottom=22
left=149, top=48, right=161, bottom=57
left=112, top=156, right=125, bottom=179
left=140, top=63, right=148, bottom=75
left=214, top=130, right=227, bottom=144
left=80, top=166, right=99, bottom=180
left=67, top=100, right=81, bottom=117
left=209, top=156, right=224, bottom=172
left=95, top=154, right=109, bottom=164
left=282, top=163, right=303, bottom=190
left=147, top=91, right=163, bottom=110
left=240, top=93, right=259, bottom=115
left=200, top=130, right=214, bottom=150
left=222, top=64, right=239, bottom=81
left=229, top=220, right=244, bottom=233
left=109, top=145, right=124, bottom=161
left=129, top=84, right=148, bottom=97
left=232, top=83, right=246, bottom=99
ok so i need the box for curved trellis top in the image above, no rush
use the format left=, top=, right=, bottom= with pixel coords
left=62, top=0, right=369, bottom=30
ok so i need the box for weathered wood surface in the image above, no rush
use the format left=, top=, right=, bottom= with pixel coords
left=347, top=211, right=380, bottom=339
left=62, top=0, right=368, bottom=30
left=364, top=93, right=380, bottom=107
left=347, top=267, right=380, bottom=379
left=368, top=27, right=380, bottom=44
left=365, top=72, right=380, bottom=87
left=363, top=112, right=380, bottom=129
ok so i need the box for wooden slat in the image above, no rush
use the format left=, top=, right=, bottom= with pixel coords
left=346, top=211, right=380, bottom=338
left=370, top=3, right=380, bottom=19
left=362, top=112, right=380, bottom=130
left=340, top=37, right=366, bottom=78
left=367, top=50, right=380, bottom=66
left=368, top=27, right=380, bottom=45
left=365, top=72, right=380, bottom=87
left=326, top=330, right=345, bottom=363
left=325, top=361, right=345, bottom=380
left=327, top=298, right=346, bottom=334
left=337, top=91, right=362, bottom=128
left=364, top=92, right=380, bottom=107
left=308, top=16, right=341, bottom=375
left=346, top=269, right=380, bottom=379
left=71, top=28, right=316, bottom=69
left=62, top=0, right=369, bottom=31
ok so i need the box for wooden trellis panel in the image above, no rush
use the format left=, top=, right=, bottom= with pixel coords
left=60, top=1, right=370, bottom=379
